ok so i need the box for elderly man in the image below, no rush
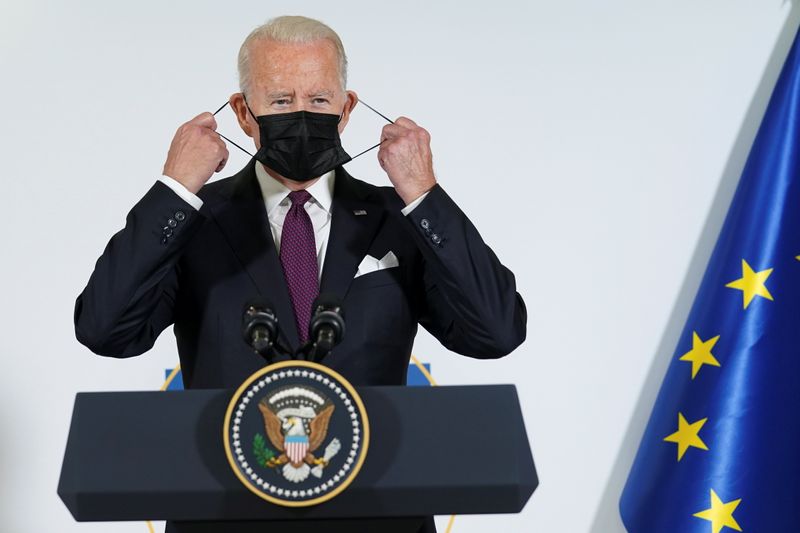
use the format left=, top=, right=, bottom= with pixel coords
left=75, top=15, right=526, bottom=533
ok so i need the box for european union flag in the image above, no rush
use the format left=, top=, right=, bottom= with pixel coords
left=620, top=28, right=800, bottom=533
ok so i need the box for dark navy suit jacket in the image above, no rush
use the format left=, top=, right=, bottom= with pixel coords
left=75, top=159, right=527, bottom=388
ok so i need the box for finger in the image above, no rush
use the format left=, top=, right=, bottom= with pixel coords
left=381, top=123, right=407, bottom=141
left=376, top=142, right=388, bottom=164
left=215, top=147, right=229, bottom=173
left=190, top=112, right=218, bottom=130
left=394, top=116, right=418, bottom=129
left=214, top=136, right=227, bottom=153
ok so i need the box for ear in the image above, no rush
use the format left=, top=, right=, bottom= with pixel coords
left=229, top=92, right=259, bottom=147
left=337, top=90, right=359, bottom=133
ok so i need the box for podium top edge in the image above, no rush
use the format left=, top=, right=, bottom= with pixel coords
left=73, top=383, right=520, bottom=397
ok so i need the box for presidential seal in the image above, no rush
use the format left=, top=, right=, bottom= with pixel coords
left=223, top=360, right=369, bottom=507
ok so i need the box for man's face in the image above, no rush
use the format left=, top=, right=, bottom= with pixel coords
left=231, top=38, right=358, bottom=152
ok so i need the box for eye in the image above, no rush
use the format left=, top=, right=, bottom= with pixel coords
left=312, top=98, right=329, bottom=105
left=272, top=98, right=291, bottom=106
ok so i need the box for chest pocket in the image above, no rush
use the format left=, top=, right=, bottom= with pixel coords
left=349, top=253, right=404, bottom=291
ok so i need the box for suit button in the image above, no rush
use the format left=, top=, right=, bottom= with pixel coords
left=175, top=211, right=186, bottom=221
left=167, top=218, right=178, bottom=228
left=431, top=234, right=442, bottom=244
left=420, top=219, right=430, bottom=230
left=163, top=227, right=173, bottom=237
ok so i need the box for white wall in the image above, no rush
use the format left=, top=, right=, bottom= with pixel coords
left=1, top=1, right=797, bottom=532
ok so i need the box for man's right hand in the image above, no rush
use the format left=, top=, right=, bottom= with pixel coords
left=162, top=112, right=229, bottom=194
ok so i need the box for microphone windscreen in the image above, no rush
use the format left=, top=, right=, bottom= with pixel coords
left=243, top=296, right=276, bottom=315
left=311, top=293, right=343, bottom=315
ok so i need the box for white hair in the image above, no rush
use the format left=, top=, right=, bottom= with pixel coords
left=238, top=15, right=348, bottom=96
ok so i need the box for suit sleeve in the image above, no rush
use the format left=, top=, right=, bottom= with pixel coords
left=404, top=184, right=527, bottom=358
left=74, top=181, right=205, bottom=357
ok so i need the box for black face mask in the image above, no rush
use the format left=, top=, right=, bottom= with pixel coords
left=246, top=104, right=351, bottom=182
left=211, top=98, right=393, bottom=181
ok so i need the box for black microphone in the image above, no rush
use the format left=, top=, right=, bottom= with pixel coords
left=243, top=297, right=288, bottom=362
left=306, top=294, right=346, bottom=362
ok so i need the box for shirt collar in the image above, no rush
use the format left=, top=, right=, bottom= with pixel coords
left=254, top=162, right=335, bottom=215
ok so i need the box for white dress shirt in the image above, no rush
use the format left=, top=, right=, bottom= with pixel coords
left=255, top=163, right=334, bottom=277
left=158, top=165, right=429, bottom=280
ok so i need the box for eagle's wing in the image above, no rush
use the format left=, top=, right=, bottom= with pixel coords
left=308, top=404, right=335, bottom=452
left=258, top=402, right=284, bottom=452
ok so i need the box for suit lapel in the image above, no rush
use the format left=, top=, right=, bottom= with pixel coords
left=320, top=167, right=386, bottom=299
left=207, top=160, right=300, bottom=348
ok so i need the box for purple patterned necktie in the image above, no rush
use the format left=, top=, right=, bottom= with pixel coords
left=280, top=190, right=319, bottom=344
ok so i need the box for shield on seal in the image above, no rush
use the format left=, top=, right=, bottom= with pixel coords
left=285, top=434, right=310, bottom=464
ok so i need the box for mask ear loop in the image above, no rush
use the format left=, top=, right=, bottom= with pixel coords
left=212, top=100, right=255, bottom=158
left=348, top=99, right=394, bottom=161
left=209, top=98, right=394, bottom=161
left=241, top=95, right=260, bottom=123
left=359, top=100, right=394, bottom=125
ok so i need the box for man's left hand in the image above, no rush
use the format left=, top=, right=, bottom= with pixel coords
left=378, top=117, right=437, bottom=206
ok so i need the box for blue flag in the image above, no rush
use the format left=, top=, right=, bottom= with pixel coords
left=620, top=28, right=800, bottom=533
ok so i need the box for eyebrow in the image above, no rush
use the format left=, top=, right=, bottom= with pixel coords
left=266, top=91, right=294, bottom=99
left=263, top=90, right=334, bottom=100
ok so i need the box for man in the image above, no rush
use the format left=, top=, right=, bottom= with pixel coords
left=74, top=15, right=526, bottom=532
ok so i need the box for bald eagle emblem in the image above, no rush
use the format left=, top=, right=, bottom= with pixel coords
left=224, top=361, right=369, bottom=506
left=255, top=386, right=342, bottom=483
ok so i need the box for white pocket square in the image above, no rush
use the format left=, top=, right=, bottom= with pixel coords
left=354, top=251, right=399, bottom=278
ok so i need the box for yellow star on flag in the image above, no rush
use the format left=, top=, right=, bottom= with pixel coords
left=693, top=489, right=742, bottom=533
left=663, top=412, right=709, bottom=461
left=679, top=332, right=721, bottom=379
left=725, top=259, right=773, bottom=309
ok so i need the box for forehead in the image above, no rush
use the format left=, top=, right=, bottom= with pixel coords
left=248, top=38, right=340, bottom=93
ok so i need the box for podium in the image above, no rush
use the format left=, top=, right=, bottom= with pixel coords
left=58, top=384, right=537, bottom=532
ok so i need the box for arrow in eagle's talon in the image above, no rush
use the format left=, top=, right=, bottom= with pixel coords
left=323, top=438, right=341, bottom=461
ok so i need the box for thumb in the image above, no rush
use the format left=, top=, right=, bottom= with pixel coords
left=190, top=111, right=218, bottom=130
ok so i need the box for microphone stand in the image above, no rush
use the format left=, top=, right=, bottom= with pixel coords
left=261, top=340, right=295, bottom=363
left=296, top=339, right=334, bottom=364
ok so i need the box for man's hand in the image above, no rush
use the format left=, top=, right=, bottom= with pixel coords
left=162, top=112, right=229, bottom=194
left=378, top=117, right=437, bottom=206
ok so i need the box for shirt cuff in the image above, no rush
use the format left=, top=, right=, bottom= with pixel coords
left=159, top=175, right=204, bottom=210
left=400, top=191, right=430, bottom=216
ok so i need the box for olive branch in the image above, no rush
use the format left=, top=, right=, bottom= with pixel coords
left=253, top=433, right=276, bottom=467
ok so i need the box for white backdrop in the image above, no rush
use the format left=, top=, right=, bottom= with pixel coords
left=1, top=1, right=798, bottom=532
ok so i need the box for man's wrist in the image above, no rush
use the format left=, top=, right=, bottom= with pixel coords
left=158, top=175, right=204, bottom=210
left=401, top=190, right=431, bottom=216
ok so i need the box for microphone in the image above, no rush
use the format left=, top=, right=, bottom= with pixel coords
left=243, top=297, right=289, bottom=362
left=306, top=294, right=346, bottom=362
